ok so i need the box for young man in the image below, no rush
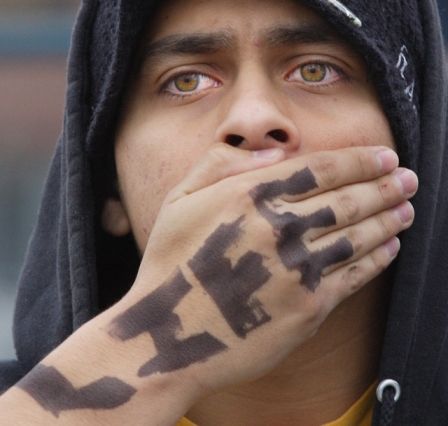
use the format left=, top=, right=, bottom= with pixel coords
left=0, top=0, right=446, bottom=425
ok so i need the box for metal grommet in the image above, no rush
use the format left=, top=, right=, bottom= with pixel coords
left=376, top=379, right=401, bottom=403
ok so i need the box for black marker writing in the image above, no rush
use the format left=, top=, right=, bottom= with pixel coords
left=250, top=168, right=354, bottom=291
left=188, top=216, right=272, bottom=338
left=109, top=270, right=227, bottom=377
left=17, top=364, right=136, bottom=417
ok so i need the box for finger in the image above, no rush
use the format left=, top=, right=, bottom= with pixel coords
left=247, top=146, right=398, bottom=204
left=297, top=167, right=418, bottom=241
left=313, top=201, right=414, bottom=276
left=167, top=144, right=285, bottom=202
left=321, top=236, right=400, bottom=311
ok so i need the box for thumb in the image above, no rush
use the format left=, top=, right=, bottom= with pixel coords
left=167, top=144, right=285, bottom=202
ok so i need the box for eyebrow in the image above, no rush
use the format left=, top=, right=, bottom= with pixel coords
left=143, top=31, right=234, bottom=62
left=262, top=24, right=337, bottom=46
left=143, top=24, right=341, bottom=64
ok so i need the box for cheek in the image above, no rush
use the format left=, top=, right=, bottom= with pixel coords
left=115, top=119, right=214, bottom=253
left=294, top=95, right=395, bottom=153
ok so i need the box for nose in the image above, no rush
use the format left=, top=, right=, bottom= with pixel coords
left=215, top=82, right=301, bottom=153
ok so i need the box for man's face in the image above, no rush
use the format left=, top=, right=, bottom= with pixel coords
left=105, top=0, right=395, bottom=250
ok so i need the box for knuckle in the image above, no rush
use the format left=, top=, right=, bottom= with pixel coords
left=346, top=227, right=363, bottom=253
left=221, top=177, right=252, bottom=208
left=375, top=213, right=393, bottom=239
left=370, top=249, right=390, bottom=272
left=311, top=154, right=339, bottom=187
left=252, top=212, right=271, bottom=233
left=377, top=175, right=396, bottom=204
left=207, top=144, right=230, bottom=166
left=304, top=296, right=327, bottom=325
left=335, top=189, right=360, bottom=223
left=342, top=264, right=365, bottom=293
left=242, top=180, right=259, bottom=204
left=355, top=151, right=369, bottom=176
left=355, top=149, right=377, bottom=177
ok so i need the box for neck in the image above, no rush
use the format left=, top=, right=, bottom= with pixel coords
left=187, top=275, right=391, bottom=426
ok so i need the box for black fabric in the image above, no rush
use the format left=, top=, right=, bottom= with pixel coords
left=372, top=2, right=448, bottom=423
left=0, top=361, right=24, bottom=394
left=438, top=0, right=448, bottom=40
left=1, top=1, right=448, bottom=425
left=301, top=0, right=424, bottom=169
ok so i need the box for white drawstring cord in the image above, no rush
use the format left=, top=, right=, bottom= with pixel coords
left=322, top=0, right=363, bottom=28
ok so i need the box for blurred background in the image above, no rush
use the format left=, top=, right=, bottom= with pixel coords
left=0, top=1, right=447, bottom=360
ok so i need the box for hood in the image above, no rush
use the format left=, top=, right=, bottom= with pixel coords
left=1, top=1, right=447, bottom=424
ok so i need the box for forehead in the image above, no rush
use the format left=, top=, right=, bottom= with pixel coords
left=138, top=0, right=357, bottom=68
left=148, top=0, right=332, bottom=42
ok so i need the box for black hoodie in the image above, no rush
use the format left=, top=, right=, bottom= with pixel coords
left=0, top=1, right=447, bottom=425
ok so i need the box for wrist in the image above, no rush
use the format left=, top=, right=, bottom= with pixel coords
left=31, top=296, right=201, bottom=425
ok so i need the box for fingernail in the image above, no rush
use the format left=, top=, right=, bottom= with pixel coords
left=395, top=201, right=414, bottom=223
left=252, top=148, right=283, bottom=159
left=394, top=168, right=418, bottom=195
left=376, top=149, right=398, bottom=172
left=385, top=237, right=401, bottom=258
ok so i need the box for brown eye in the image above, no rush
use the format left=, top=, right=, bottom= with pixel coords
left=300, top=63, right=327, bottom=82
left=174, top=74, right=200, bottom=92
left=163, top=72, right=221, bottom=98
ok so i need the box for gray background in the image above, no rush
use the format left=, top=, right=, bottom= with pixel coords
left=0, top=1, right=447, bottom=360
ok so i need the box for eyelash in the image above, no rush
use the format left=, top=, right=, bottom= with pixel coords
left=287, top=62, right=347, bottom=87
left=161, top=72, right=220, bottom=100
left=160, top=62, right=348, bottom=99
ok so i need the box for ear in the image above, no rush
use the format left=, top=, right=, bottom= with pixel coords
left=101, top=198, right=132, bottom=237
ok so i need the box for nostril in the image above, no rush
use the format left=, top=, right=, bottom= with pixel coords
left=268, top=129, right=288, bottom=143
left=226, top=134, right=245, bottom=147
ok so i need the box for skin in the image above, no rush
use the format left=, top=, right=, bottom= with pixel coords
left=187, top=216, right=273, bottom=338
left=249, top=167, right=354, bottom=291
left=107, top=0, right=397, bottom=247
left=0, top=1, right=420, bottom=424
left=98, top=0, right=418, bottom=424
left=17, top=365, right=136, bottom=417
left=109, top=269, right=228, bottom=376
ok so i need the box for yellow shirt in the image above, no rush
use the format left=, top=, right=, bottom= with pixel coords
left=176, top=383, right=375, bottom=426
